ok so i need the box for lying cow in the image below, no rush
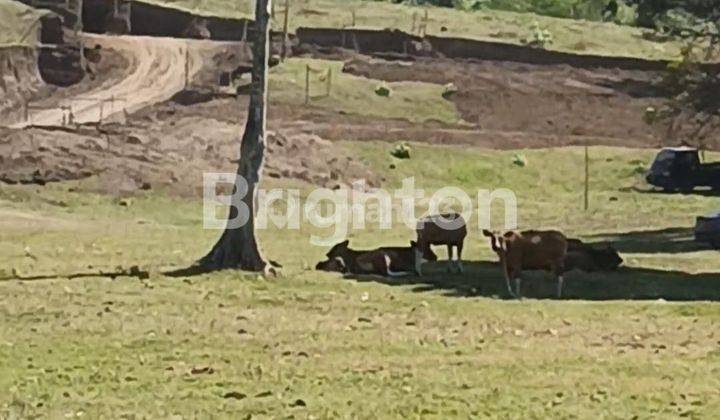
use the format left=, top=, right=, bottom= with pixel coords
left=416, top=212, right=467, bottom=273
left=565, top=238, right=623, bottom=272
left=315, top=240, right=424, bottom=277
left=483, top=229, right=568, bottom=298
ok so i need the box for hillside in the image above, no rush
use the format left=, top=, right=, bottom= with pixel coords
left=139, top=0, right=681, bottom=59
left=0, top=0, right=50, bottom=46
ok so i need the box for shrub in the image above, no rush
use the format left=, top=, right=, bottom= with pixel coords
left=375, top=83, right=392, bottom=97
left=391, top=143, right=411, bottom=159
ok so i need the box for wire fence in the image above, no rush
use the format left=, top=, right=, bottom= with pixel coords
left=23, top=95, right=128, bottom=127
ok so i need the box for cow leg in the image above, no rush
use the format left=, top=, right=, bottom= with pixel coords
left=456, top=243, right=464, bottom=273
left=557, top=276, right=564, bottom=298
left=515, top=276, right=522, bottom=299
left=504, top=264, right=516, bottom=298
left=414, top=247, right=423, bottom=277
left=446, top=244, right=454, bottom=273
left=385, top=254, right=410, bottom=277
left=553, top=259, right=565, bottom=298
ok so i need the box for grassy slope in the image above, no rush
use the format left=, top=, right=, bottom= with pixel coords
left=0, top=0, right=48, bottom=46
left=269, top=58, right=462, bottom=124
left=2, top=144, right=720, bottom=417
left=140, top=0, right=681, bottom=60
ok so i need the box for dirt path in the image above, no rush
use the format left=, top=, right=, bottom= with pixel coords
left=13, top=34, right=204, bottom=127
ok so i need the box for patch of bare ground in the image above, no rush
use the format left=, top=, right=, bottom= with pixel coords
left=0, top=96, right=380, bottom=196
left=337, top=54, right=676, bottom=144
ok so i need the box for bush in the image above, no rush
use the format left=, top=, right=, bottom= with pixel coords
left=442, top=82, right=458, bottom=99
left=375, top=83, right=392, bottom=97
left=391, top=143, right=411, bottom=159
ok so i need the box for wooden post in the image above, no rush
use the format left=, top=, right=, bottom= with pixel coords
left=326, top=67, right=332, bottom=97
left=184, top=45, right=190, bottom=88
left=422, top=9, right=428, bottom=36
left=305, top=64, right=310, bottom=104
left=584, top=140, right=589, bottom=211
left=351, top=9, right=356, bottom=27
left=77, top=0, right=85, bottom=71
left=411, top=12, right=417, bottom=34
left=281, top=0, right=289, bottom=62
left=352, top=33, right=359, bottom=52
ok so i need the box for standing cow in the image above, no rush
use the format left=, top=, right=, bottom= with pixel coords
left=482, top=229, right=568, bottom=298
left=416, top=213, right=467, bottom=273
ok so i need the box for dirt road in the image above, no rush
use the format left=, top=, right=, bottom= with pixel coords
left=14, top=34, right=204, bottom=127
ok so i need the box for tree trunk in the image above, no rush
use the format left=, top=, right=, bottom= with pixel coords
left=198, top=0, right=271, bottom=272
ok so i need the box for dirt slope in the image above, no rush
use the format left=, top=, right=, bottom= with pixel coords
left=13, top=34, right=205, bottom=127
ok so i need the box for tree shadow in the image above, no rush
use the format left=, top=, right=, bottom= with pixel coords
left=586, top=227, right=707, bottom=254
left=624, top=185, right=720, bottom=197
left=0, top=266, right=150, bottom=282
left=341, top=260, right=720, bottom=301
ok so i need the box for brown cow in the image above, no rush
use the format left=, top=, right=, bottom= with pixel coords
left=416, top=212, right=467, bottom=273
left=315, top=240, right=425, bottom=277
left=482, top=229, right=568, bottom=298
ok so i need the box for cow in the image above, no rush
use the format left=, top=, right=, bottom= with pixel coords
left=565, top=238, right=623, bottom=272
left=315, top=240, right=425, bottom=277
left=482, top=229, right=568, bottom=298
left=416, top=212, right=467, bottom=273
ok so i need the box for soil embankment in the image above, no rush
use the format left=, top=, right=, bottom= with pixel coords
left=0, top=47, right=43, bottom=123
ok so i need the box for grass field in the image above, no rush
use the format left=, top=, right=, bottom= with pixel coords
left=141, top=0, right=682, bottom=60
left=269, top=58, right=463, bottom=124
left=2, top=143, right=720, bottom=417
left=0, top=0, right=49, bottom=47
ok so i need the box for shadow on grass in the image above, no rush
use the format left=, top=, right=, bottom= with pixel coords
left=625, top=185, right=720, bottom=197
left=343, top=260, right=720, bottom=301
left=0, top=266, right=151, bottom=282
left=587, top=227, right=708, bottom=254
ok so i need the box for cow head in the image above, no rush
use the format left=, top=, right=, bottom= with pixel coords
left=590, top=244, right=623, bottom=270
left=315, top=256, right=346, bottom=272
left=315, top=240, right=352, bottom=273
left=482, top=229, right=506, bottom=257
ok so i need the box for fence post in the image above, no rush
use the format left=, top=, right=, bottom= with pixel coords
left=351, top=9, right=356, bottom=27
left=326, top=67, right=332, bottom=97
left=422, top=9, right=428, bottom=36
left=281, top=0, right=289, bottom=62
left=184, top=45, right=189, bottom=88
left=305, top=64, right=310, bottom=104
left=352, top=33, right=359, bottom=52
left=23, top=100, right=29, bottom=122
left=584, top=140, right=589, bottom=211
left=77, top=0, right=85, bottom=71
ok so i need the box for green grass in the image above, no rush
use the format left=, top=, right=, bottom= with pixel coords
left=140, top=0, right=682, bottom=60
left=269, top=58, right=463, bottom=124
left=3, top=144, right=720, bottom=417
left=0, top=0, right=50, bottom=47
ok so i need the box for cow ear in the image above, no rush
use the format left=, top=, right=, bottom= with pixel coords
left=410, top=240, right=417, bottom=247
left=340, top=239, right=349, bottom=248
left=482, top=229, right=493, bottom=237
